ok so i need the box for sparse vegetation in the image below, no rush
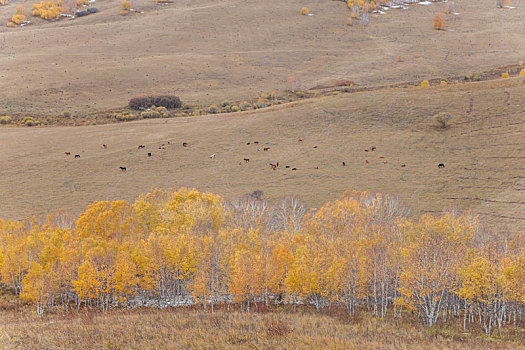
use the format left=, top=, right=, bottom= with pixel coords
left=20, top=116, right=39, bottom=126
left=114, top=112, right=139, bottom=121
left=433, top=13, right=445, bottom=30
left=433, top=112, right=452, bottom=129
left=32, top=1, right=66, bottom=20
left=120, top=0, right=132, bottom=14
left=0, top=116, right=11, bottom=124
left=497, top=0, right=511, bottom=8
left=9, top=6, right=28, bottom=26
left=208, top=104, right=219, bottom=114
left=140, top=106, right=169, bottom=118
left=121, top=0, right=131, bottom=10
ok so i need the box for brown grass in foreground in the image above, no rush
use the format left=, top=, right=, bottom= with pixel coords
left=0, top=306, right=524, bottom=349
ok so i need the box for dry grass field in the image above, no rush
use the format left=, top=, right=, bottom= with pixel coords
left=1, top=76, right=524, bottom=232
left=0, top=0, right=523, bottom=116
left=1, top=306, right=524, bottom=349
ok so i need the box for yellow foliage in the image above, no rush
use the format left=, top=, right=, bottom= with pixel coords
left=433, top=13, right=445, bottom=30
left=32, top=1, right=65, bottom=20
left=0, top=188, right=522, bottom=328
left=11, top=14, right=26, bottom=25
left=440, top=80, right=447, bottom=86
left=300, top=7, right=309, bottom=15
left=121, top=0, right=132, bottom=10
left=520, top=69, right=525, bottom=76
left=420, top=80, right=429, bottom=87
left=501, top=72, right=509, bottom=79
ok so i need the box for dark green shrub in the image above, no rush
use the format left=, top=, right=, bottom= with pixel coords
left=129, top=95, right=182, bottom=109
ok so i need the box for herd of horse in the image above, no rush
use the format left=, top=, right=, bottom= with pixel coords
left=63, top=140, right=446, bottom=172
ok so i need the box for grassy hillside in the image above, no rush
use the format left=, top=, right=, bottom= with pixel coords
left=0, top=0, right=523, bottom=116
left=0, top=76, right=524, bottom=231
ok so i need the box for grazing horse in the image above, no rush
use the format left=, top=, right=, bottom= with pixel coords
left=285, top=165, right=290, bottom=168
left=102, top=144, right=107, bottom=149
left=371, top=146, right=376, bottom=151
left=263, top=147, right=270, bottom=151
left=148, top=152, right=152, bottom=157
left=246, top=142, right=251, bottom=145
left=342, top=161, right=346, bottom=166
left=292, top=167, right=297, bottom=171
left=182, top=142, right=188, bottom=147
left=120, top=167, right=127, bottom=171
left=313, top=145, right=318, bottom=149
left=243, top=158, right=250, bottom=163
left=74, top=154, right=80, bottom=158
left=65, top=152, right=71, bottom=155
left=138, top=145, right=145, bottom=149
left=438, top=163, right=445, bottom=168
left=254, top=141, right=259, bottom=144
left=401, top=164, right=406, bottom=167
left=210, top=154, right=216, bottom=159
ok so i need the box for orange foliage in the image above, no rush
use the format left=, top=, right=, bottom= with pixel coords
left=0, top=188, right=522, bottom=336
left=433, top=13, right=445, bottom=30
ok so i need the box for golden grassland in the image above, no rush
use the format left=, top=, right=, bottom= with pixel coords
left=0, top=0, right=523, bottom=116
left=0, top=303, right=524, bottom=349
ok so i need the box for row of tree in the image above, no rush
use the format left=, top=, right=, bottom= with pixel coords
left=0, top=188, right=523, bottom=334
